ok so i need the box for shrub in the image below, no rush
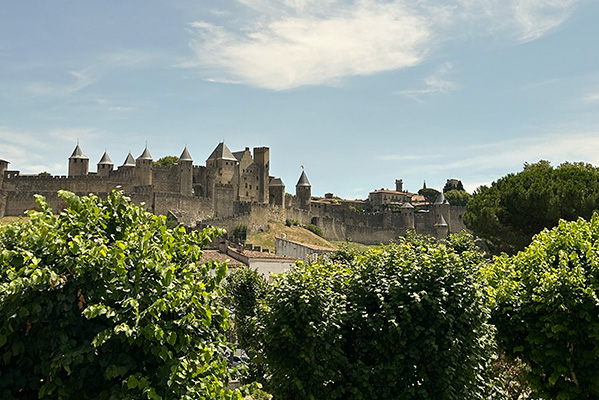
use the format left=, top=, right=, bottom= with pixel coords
left=304, top=224, right=323, bottom=237
left=232, top=224, right=248, bottom=244
left=285, top=219, right=299, bottom=227
left=488, top=214, right=599, bottom=399
left=224, top=267, right=268, bottom=383
left=0, top=191, right=243, bottom=400
left=258, top=232, right=494, bottom=400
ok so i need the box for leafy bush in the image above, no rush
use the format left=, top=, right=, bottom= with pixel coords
left=0, top=191, right=243, bottom=400
left=304, top=224, right=323, bottom=237
left=258, top=232, right=495, bottom=400
left=285, top=219, right=299, bottom=227
left=231, top=224, right=248, bottom=244
left=224, top=267, right=268, bottom=383
left=488, top=214, right=599, bottom=399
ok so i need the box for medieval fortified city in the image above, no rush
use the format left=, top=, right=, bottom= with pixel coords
left=0, top=142, right=466, bottom=245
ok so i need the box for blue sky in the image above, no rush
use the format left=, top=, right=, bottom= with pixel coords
left=1, top=0, right=599, bottom=199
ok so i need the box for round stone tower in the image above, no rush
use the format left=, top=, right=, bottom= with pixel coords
left=68, top=144, right=89, bottom=177
left=97, top=151, right=114, bottom=177
left=136, top=146, right=153, bottom=186
left=178, top=146, right=193, bottom=196
left=295, top=169, right=311, bottom=211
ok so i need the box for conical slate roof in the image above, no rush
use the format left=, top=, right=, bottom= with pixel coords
left=434, top=192, right=450, bottom=205
left=69, top=144, right=88, bottom=159
left=98, top=151, right=113, bottom=165
left=400, top=202, right=414, bottom=209
left=269, top=177, right=285, bottom=187
left=122, top=152, right=136, bottom=167
left=296, top=170, right=311, bottom=187
left=179, top=146, right=193, bottom=162
left=434, top=214, right=448, bottom=227
left=207, top=142, right=237, bottom=161
left=137, top=146, right=153, bottom=161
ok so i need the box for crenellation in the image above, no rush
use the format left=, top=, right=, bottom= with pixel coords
left=1, top=142, right=467, bottom=243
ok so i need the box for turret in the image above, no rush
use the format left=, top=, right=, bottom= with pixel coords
left=178, top=146, right=193, bottom=196
left=433, top=191, right=451, bottom=232
left=400, top=202, right=415, bottom=231
left=68, top=144, right=89, bottom=177
left=120, top=152, right=136, bottom=168
left=434, top=214, right=449, bottom=239
left=0, top=159, right=9, bottom=183
left=269, top=177, right=285, bottom=206
left=206, top=142, right=237, bottom=197
left=253, top=147, right=270, bottom=203
left=395, top=179, right=403, bottom=192
left=296, top=169, right=311, bottom=211
left=136, top=146, right=153, bottom=186
left=97, top=151, right=114, bottom=177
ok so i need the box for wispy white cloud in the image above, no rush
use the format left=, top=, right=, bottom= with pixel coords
left=24, top=49, right=158, bottom=98
left=185, top=0, right=436, bottom=90
left=184, top=0, right=581, bottom=90
left=396, top=62, right=457, bottom=101
left=26, top=69, right=97, bottom=96
left=582, top=92, right=599, bottom=103
left=0, top=126, right=102, bottom=174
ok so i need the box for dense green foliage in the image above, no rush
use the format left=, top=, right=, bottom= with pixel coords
left=224, top=267, right=268, bottom=384
left=464, top=161, right=599, bottom=254
left=304, top=224, right=323, bottom=237
left=487, top=214, right=599, bottom=399
left=154, top=156, right=179, bottom=166
left=444, top=189, right=471, bottom=206
left=0, top=191, right=243, bottom=400
left=231, top=224, right=248, bottom=244
left=257, top=233, right=494, bottom=400
left=443, top=180, right=464, bottom=193
left=418, top=187, right=441, bottom=204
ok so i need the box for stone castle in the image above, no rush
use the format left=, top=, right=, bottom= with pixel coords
left=0, top=143, right=467, bottom=244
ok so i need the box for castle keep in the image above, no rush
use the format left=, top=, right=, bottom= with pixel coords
left=0, top=143, right=467, bottom=244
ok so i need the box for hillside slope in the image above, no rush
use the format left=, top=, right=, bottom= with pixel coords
left=247, top=222, right=337, bottom=252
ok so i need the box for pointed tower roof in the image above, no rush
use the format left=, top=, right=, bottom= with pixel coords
left=97, top=151, right=113, bottom=165
left=122, top=152, right=136, bottom=167
left=434, top=192, right=450, bottom=205
left=435, top=214, right=448, bottom=227
left=137, top=146, right=153, bottom=161
left=179, top=146, right=193, bottom=162
left=296, top=170, right=311, bottom=187
left=207, top=142, right=237, bottom=162
left=269, top=177, right=285, bottom=187
left=69, top=144, right=88, bottom=159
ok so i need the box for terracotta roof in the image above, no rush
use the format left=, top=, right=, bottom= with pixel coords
left=200, top=250, right=245, bottom=268
left=228, top=247, right=296, bottom=260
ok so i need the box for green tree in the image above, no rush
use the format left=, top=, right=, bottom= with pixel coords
left=464, top=161, right=599, bottom=254
left=258, top=232, right=495, bottom=400
left=444, top=189, right=471, bottom=206
left=487, top=214, right=599, bottom=399
left=418, top=187, right=441, bottom=204
left=224, top=267, right=268, bottom=384
left=0, top=191, right=243, bottom=400
left=154, top=156, right=178, bottom=166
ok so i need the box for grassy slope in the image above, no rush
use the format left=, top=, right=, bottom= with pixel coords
left=247, top=222, right=338, bottom=252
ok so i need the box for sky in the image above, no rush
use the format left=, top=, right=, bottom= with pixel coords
left=1, top=0, right=599, bottom=200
